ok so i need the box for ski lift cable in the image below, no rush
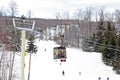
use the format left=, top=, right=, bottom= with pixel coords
left=84, top=39, right=115, bottom=48
left=84, top=39, right=120, bottom=52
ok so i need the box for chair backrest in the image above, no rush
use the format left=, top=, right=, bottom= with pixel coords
left=13, top=18, right=35, bottom=31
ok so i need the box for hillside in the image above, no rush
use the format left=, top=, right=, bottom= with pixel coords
left=0, top=17, right=98, bottom=36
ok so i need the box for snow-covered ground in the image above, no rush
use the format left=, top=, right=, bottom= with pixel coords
left=15, top=40, right=120, bottom=80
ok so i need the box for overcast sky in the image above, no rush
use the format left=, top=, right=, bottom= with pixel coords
left=0, top=0, right=120, bottom=19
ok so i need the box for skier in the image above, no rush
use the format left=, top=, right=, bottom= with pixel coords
left=60, top=63, right=61, bottom=66
left=62, top=70, right=65, bottom=76
left=107, top=77, right=109, bottom=80
left=98, top=77, right=101, bottom=80
left=44, top=48, right=46, bottom=52
left=79, top=72, right=81, bottom=75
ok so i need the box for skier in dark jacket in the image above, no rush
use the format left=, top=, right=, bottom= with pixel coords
left=107, top=77, right=109, bottom=80
left=62, top=70, right=65, bottom=76
left=98, top=77, right=101, bottom=80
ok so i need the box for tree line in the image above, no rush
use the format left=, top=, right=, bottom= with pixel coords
left=1, top=1, right=120, bottom=22
left=82, top=15, right=120, bottom=74
left=0, top=1, right=32, bottom=19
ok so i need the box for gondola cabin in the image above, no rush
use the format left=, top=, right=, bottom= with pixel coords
left=53, top=46, right=66, bottom=62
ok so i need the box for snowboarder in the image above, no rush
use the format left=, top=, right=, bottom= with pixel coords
left=62, top=70, right=65, bottom=76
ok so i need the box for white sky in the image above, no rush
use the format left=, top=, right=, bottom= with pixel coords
left=0, top=0, right=120, bottom=19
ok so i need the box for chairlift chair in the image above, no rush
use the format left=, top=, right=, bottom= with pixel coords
left=53, top=46, right=66, bottom=62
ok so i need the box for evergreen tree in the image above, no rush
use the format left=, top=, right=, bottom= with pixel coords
left=81, top=17, right=105, bottom=52
left=112, top=31, right=120, bottom=74
left=26, top=35, right=37, bottom=53
left=94, top=20, right=120, bottom=74
left=81, top=17, right=120, bottom=74
left=81, top=18, right=105, bottom=52
left=102, top=22, right=116, bottom=66
left=101, top=21, right=116, bottom=66
left=95, top=18, right=105, bottom=52
left=81, top=34, right=96, bottom=52
left=26, top=35, right=37, bottom=80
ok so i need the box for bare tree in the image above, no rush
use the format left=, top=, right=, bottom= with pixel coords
left=8, top=1, right=18, bottom=18
left=114, top=9, right=120, bottom=22
left=83, top=7, right=93, bottom=37
left=0, top=7, right=4, bottom=16
left=27, top=9, right=32, bottom=20
left=6, top=28, right=21, bottom=80
left=63, top=11, right=70, bottom=19
left=104, top=12, right=114, bottom=21
left=84, top=7, right=93, bottom=21
left=55, top=11, right=70, bottom=19
left=74, top=9, right=83, bottom=21
left=93, top=6, right=99, bottom=22
left=98, top=6, right=105, bottom=20
left=73, top=9, right=84, bottom=48
left=0, top=7, right=7, bottom=17
left=55, top=12, right=61, bottom=19
left=114, top=9, right=120, bottom=30
left=0, top=32, right=10, bottom=80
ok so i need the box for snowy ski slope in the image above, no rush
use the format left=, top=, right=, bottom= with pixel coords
left=15, top=40, right=120, bottom=80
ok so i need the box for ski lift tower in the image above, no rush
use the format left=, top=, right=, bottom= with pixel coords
left=13, top=18, right=35, bottom=80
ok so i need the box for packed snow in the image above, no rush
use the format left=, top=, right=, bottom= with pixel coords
left=14, top=39, right=120, bottom=80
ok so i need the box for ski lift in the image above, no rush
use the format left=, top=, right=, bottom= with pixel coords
left=53, top=26, right=66, bottom=62
left=53, top=46, right=66, bottom=62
